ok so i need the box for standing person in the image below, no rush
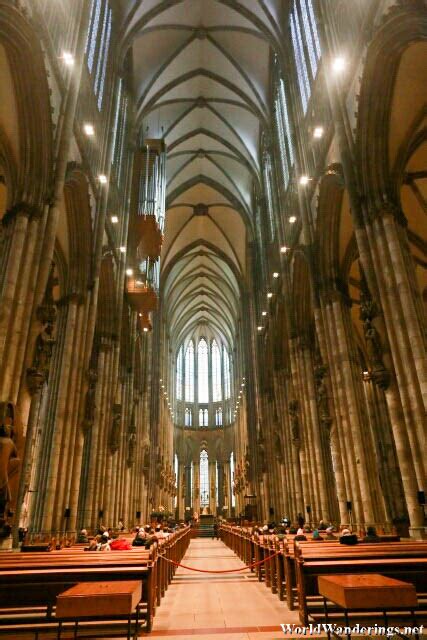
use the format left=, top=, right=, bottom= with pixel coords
left=213, top=519, right=219, bottom=539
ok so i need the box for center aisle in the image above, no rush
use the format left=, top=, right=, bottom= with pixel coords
left=150, top=538, right=300, bottom=640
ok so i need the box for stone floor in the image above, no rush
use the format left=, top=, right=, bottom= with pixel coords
left=144, top=537, right=300, bottom=639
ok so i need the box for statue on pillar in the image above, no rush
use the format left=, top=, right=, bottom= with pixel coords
left=82, top=369, right=97, bottom=433
left=26, top=265, right=57, bottom=394
left=109, top=404, right=122, bottom=454
left=0, top=406, right=20, bottom=537
left=273, top=427, right=283, bottom=460
left=142, top=444, right=150, bottom=481
left=360, top=287, right=390, bottom=390
left=314, top=363, right=332, bottom=434
left=288, top=400, right=300, bottom=447
left=127, top=432, right=136, bottom=467
left=257, top=433, right=266, bottom=476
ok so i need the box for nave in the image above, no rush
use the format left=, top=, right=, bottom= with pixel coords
left=0, top=0, right=426, bottom=637
left=150, top=538, right=299, bottom=639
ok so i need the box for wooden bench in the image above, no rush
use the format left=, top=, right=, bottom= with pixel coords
left=319, top=574, right=420, bottom=639
left=56, top=580, right=142, bottom=640
left=294, top=541, right=427, bottom=624
left=0, top=526, right=191, bottom=636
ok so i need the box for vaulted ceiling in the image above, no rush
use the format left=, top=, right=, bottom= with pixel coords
left=120, top=0, right=285, bottom=350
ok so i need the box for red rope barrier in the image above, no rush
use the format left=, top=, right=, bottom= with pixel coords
left=159, top=551, right=280, bottom=574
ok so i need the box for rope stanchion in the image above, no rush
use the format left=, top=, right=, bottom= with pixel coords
left=159, top=550, right=280, bottom=574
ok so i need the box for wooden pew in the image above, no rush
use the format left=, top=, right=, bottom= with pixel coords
left=293, top=541, right=427, bottom=625
left=0, top=525, right=191, bottom=636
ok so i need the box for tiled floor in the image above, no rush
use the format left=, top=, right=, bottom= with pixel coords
left=146, top=538, right=300, bottom=639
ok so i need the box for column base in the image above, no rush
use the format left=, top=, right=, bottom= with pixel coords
left=0, top=536, right=13, bottom=550
left=409, top=526, right=426, bottom=540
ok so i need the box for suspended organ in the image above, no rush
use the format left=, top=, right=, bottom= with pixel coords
left=127, top=139, right=166, bottom=331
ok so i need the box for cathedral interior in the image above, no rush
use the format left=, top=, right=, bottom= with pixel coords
left=0, top=0, right=426, bottom=637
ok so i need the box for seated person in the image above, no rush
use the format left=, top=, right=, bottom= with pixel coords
left=274, top=526, right=287, bottom=542
left=289, top=526, right=298, bottom=535
left=132, top=530, right=147, bottom=546
left=97, top=531, right=111, bottom=551
left=143, top=529, right=158, bottom=548
left=363, top=525, right=380, bottom=542
left=311, top=528, right=323, bottom=541
left=76, top=528, right=89, bottom=543
left=318, top=519, right=328, bottom=531
left=325, top=526, right=338, bottom=540
left=339, top=528, right=358, bottom=545
left=86, top=535, right=100, bottom=551
left=294, top=527, right=307, bottom=541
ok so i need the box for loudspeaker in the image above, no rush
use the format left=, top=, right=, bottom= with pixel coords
left=269, top=507, right=274, bottom=516
left=346, top=501, right=352, bottom=512
left=64, top=508, right=71, bottom=518
left=417, top=491, right=426, bottom=506
left=98, top=510, right=104, bottom=518
left=306, top=505, right=311, bottom=514
left=136, top=511, right=141, bottom=518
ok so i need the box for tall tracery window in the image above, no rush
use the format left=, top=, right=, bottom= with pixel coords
left=211, top=340, right=222, bottom=402
left=176, top=345, right=183, bottom=401
left=174, top=454, right=178, bottom=508
left=111, top=78, right=129, bottom=183
left=230, top=451, right=236, bottom=508
left=198, top=339, right=209, bottom=403
left=176, top=332, right=232, bottom=428
left=85, top=0, right=112, bottom=110
left=263, top=153, right=276, bottom=241
left=223, top=347, right=231, bottom=399
left=198, top=408, right=208, bottom=427
left=200, top=450, right=209, bottom=507
left=290, top=0, right=321, bottom=114
left=215, top=461, right=219, bottom=507
left=185, top=407, right=192, bottom=427
left=275, top=79, right=295, bottom=190
left=185, top=341, right=194, bottom=402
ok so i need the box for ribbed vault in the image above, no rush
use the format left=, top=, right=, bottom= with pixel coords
left=121, top=0, right=283, bottom=354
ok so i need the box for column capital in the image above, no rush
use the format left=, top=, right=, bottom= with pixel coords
left=2, top=201, right=43, bottom=226
left=365, top=199, right=407, bottom=228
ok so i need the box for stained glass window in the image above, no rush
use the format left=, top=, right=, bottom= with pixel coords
left=263, top=154, right=276, bottom=240
left=198, top=339, right=209, bottom=403
left=290, top=0, right=321, bottom=114
left=86, top=0, right=101, bottom=72
left=174, top=454, right=178, bottom=508
left=190, top=461, right=193, bottom=504
left=116, top=96, right=128, bottom=184
left=111, top=78, right=122, bottom=164
left=275, top=78, right=295, bottom=191
left=215, top=461, right=219, bottom=507
left=185, top=407, right=192, bottom=427
left=200, top=450, right=209, bottom=507
left=185, top=341, right=194, bottom=402
left=230, top=452, right=235, bottom=508
left=198, top=408, right=208, bottom=427
left=96, top=6, right=112, bottom=109
left=176, top=345, right=183, bottom=401
left=290, top=10, right=309, bottom=113
left=212, top=340, right=222, bottom=402
left=85, top=0, right=112, bottom=110
left=223, top=348, right=231, bottom=399
left=215, top=407, right=223, bottom=427
left=306, top=0, right=321, bottom=60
